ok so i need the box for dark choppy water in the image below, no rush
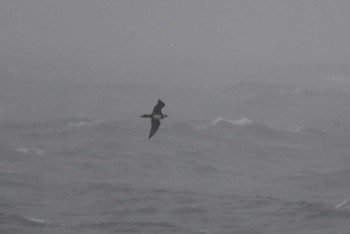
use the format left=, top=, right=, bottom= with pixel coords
left=1, top=117, right=350, bottom=234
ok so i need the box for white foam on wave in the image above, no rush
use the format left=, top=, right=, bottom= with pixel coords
left=232, top=118, right=254, bottom=126
left=334, top=197, right=350, bottom=210
left=15, top=148, right=46, bottom=156
left=196, top=117, right=254, bottom=129
left=286, top=126, right=302, bottom=133
left=211, top=117, right=254, bottom=126
left=67, top=114, right=100, bottom=127
left=68, top=121, right=99, bottom=127
left=26, top=217, right=50, bottom=224
left=23, top=216, right=52, bottom=226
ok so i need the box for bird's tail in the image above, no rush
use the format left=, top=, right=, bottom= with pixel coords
left=140, top=114, right=152, bottom=118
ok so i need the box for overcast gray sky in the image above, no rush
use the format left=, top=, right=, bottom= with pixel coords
left=1, top=0, right=350, bottom=85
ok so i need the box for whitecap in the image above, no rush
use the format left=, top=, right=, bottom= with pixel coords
left=15, top=148, right=30, bottom=154
left=211, top=117, right=253, bottom=126
left=287, top=126, right=302, bottom=133
left=26, top=217, right=50, bottom=224
left=68, top=121, right=99, bottom=127
left=231, top=118, right=254, bottom=126
left=197, top=117, right=254, bottom=129
left=334, top=197, right=350, bottom=210
left=20, top=216, right=53, bottom=227
left=15, top=148, right=46, bottom=156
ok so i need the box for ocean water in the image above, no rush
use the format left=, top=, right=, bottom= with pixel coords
left=1, top=116, right=350, bottom=234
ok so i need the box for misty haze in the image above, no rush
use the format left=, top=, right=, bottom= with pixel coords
left=1, top=1, right=350, bottom=233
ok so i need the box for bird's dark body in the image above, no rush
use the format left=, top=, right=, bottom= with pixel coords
left=140, top=99, right=168, bottom=139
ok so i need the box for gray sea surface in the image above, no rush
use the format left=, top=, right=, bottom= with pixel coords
left=1, top=116, right=350, bottom=234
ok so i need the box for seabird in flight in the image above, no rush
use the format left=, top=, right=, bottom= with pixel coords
left=140, top=99, right=168, bottom=139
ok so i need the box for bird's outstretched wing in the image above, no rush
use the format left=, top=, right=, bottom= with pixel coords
left=149, top=119, right=161, bottom=139
left=152, top=99, right=165, bottom=115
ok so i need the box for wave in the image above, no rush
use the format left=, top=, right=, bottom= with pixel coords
left=195, top=117, right=254, bottom=129
left=298, top=170, right=350, bottom=189
left=212, top=117, right=254, bottom=126
left=67, top=115, right=100, bottom=127
left=80, top=220, right=178, bottom=233
left=203, top=117, right=255, bottom=128
left=0, top=213, right=51, bottom=227
left=23, top=216, right=51, bottom=226
left=68, top=121, right=100, bottom=127
left=318, top=170, right=350, bottom=188
left=15, top=147, right=46, bottom=156
left=334, top=197, right=350, bottom=210
left=192, top=117, right=296, bottom=142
